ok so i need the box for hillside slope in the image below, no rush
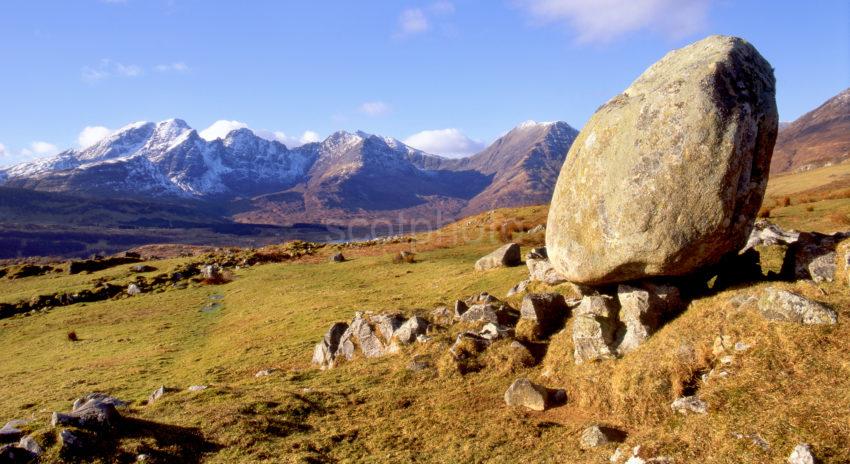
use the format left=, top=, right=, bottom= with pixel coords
left=771, top=88, right=850, bottom=173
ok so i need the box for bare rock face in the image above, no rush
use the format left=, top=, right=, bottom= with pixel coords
left=546, top=35, right=778, bottom=285
left=474, top=243, right=521, bottom=271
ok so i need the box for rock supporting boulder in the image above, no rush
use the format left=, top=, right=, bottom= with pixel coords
left=520, top=293, right=570, bottom=336
left=757, top=287, right=837, bottom=324
left=572, top=296, right=618, bottom=365
left=474, top=243, right=521, bottom=271
left=546, top=35, right=778, bottom=285
left=616, top=284, right=680, bottom=355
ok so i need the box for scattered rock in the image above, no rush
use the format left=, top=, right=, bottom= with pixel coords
left=743, top=219, right=800, bottom=251
left=148, top=386, right=166, bottom=404
left=474, top=243, right=521, bottom=271
left=528, top=224, right=546, bottom=234
left=580, top=425, right=624, bottom=449
left=430, top=306, right=453, bottom=325
left=453, top=300, right=469, bottom=318
left=126, top=283, right=142, bottom=296
left=479, top=322, right=513, bottom=341
left=393, top=316, right=429, bottom=345
left=0, top=421, right=23, bottom=444
left=572, top=295, right=618, bottom=364
left=254, top=369, right=278, bottom=378
left=52, top=397, right=121, bottom=430
left=187, top=385, right=208, bottom=392
left=371, top=313, right=406, bottom=342
left=130, top=264, right=157, bottom=273
left=782, top=231, right=848, bottom=281
left=712, top=335, right=735, bottom=356
left=331, top=253, right=346, bottom=263
left=312, top=322, right=349, bottom=369
left=788, top=443, right=816, bottom=464
left=407, top=355, right=433, bottom=372
left=546, top=35, right=778, bottom=285
left=520, top=293, right=569, bottom=336
left=72, top=393, right=127, bottom=411
left=200, top=264, right=223, bottom=280
left=0, top=443, right=35, bottom=463
left=734, top=341, right=752, bottom=352
left=757, top=287, right=837, bottom=324
left=449, top=332, right=491, bottom=359
left=671, top=395, right=707, bottom=414
left=58, top=429, right=88, bottom=456
left=808, top=252, right=836, bottom=283
left=503, top=378, right=549, bottom=411
left=507, top=279, right=530, bottom=297
left=526, top=255, right=568, bottom=285
left=18, top=435, right=42, bottom=456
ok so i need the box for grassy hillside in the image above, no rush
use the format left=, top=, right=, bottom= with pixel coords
left=0, top=199, right=848, bottom=462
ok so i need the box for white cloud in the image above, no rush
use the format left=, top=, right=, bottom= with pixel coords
left=82, top=59, right=143, bottom=82
left=199, top=120, right=249, bottom=141
left=200, top=120, right=321, bottom=148
left=18, top=141, right=59, bottom=159
left=514, top=0, right=710, bottom=43
left=396, top=2, right=455, bottom=37
left=403, top=128, right=485, bottom=158
left=78, top=126, right=113, bottom=148
left=254, top=129, right=323, bottom=148
left=0, top=143, right=6, bottom=157
left=398, top=8, right=430, bottom=36
left=154, top=62, right=189, bottom=73
left=359, top=101, right=391, bottom=116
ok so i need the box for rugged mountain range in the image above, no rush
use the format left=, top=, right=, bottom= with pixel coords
left=0, top=119, right=578, bottom=227
left=771, top=87, right=850, bottom=174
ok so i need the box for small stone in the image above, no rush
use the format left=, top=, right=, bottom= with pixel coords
left=126, top=283, right=142, bottom=296
left=788, top=443, right=815, bottom=464
left=479, top=322, right=513, bottom=341
left=73, top=393, right=127, bottom=411
left=148, top=386, right=166, bottom=404
left=18, top=435, right=42, bottom=456
left=255, top=369, right=278, bottom=378
left=671, top=395, right=707, bottom=414
left=734, top=341, right=751, bottom=352
left=58, top=429, right=86, bottom=456
left=504, top=378, right=548, bottom=411
left=407, top=355, right=432, bottom=372
left=187, top=385, right=208, bottom=392
left=808, top=252, right=837, bottom=283
left=507, top=279, right=530, bottom=297
left=720, top=355, right=735, bottom=366
left=474, top=243, right=521, bottom=271
left=528, top=224, right=546, bottom=234
left=758, top=287, right=837, bottom=324
left=431, top=306, right=453, bottom=325
left=580, top=425, right=624, bottom=449
left=330, top=253, right=346, bottom=263
left=712, top=335, right=735, bottom=356
left=526, top=256, right=568, bottom=285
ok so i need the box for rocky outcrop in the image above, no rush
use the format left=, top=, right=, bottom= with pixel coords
left=474, top=243, right=521, bottom=271
left=757, top=287, right=837, bottom=324
left=520, top=293, right=571, bottom=336
left=546, top=35, right=778, bottom=285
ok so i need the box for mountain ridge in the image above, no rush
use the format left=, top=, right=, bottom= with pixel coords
left=0, top=119, right=579, bottom=226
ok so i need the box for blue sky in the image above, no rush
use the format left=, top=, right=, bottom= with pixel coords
left=0, top=0, right=847, bottom=165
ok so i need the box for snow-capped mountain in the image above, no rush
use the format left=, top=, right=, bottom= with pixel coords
left=0, top=119, right=578, bottom=224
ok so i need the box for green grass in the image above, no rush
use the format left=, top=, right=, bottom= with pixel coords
left=1, top=211, right=848, bottom=463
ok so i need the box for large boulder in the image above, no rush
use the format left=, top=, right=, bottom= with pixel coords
left=474, top=243, right=521, bottom=271
left=546, top=35, right=778, bottom=285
